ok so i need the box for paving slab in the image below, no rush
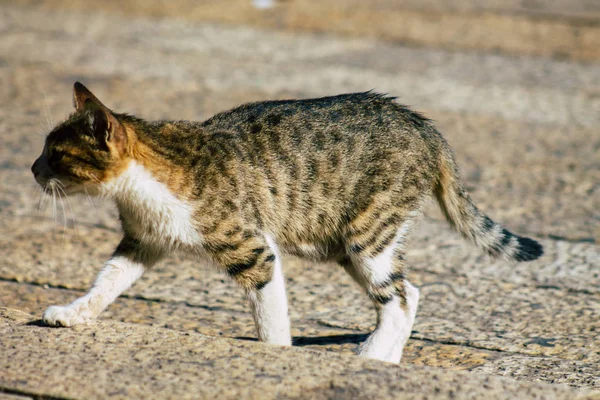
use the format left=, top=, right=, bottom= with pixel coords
left=2, top=280, right=599, bottom=389
left=1, top=308, right=595, bottom=400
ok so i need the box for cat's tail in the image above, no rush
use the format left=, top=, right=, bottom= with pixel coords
left=433, top=143, right=543, bottom=262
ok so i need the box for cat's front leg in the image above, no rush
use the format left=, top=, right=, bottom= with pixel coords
left=43, top=237, right=159, bottom=327
left=42, top=255, right=144, bottom=327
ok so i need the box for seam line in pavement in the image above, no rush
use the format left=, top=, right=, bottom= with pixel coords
left=0, top=277, right=249, bottom=313
left=540, top=234, right=596, bottom=244
left=0, top=387, right=71, bottom=400
left=411, top=335, right=516, bottom=355
left=2, top=266, right=598, bottom=302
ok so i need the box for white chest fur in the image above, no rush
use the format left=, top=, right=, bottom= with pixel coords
left=101, top=161, right=203, bottom=251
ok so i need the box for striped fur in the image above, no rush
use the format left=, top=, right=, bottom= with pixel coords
left=31, top=82, right=543, bottom=363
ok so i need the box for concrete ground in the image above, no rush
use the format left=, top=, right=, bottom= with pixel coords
left=0, top=1, right=598, bottom=399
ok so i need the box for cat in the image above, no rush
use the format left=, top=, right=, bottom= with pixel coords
left=31, top=82, right=543, bottom=363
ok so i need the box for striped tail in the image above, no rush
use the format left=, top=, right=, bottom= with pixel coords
left=434, top=145, right=543, bottom=262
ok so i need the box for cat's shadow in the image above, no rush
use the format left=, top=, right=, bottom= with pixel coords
left=26, top=319, right=48, bottom=327
left=26, top=319, right=71, bottom=328
left=235, top=333, right=368, bottom=347
left=27, top=319, right=368, bottom=346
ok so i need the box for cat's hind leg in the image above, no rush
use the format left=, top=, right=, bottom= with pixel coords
left=210, top=233, right=291, bottom=346
left=248, top=235, right=291, bottom=346
left=342, top=227, right=419, bottom=363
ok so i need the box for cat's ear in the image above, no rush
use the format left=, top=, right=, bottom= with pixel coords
left=84, top=102, right=127, bottom=152
left=74, top=82, right=127, bottom=152
left=73, top=82, right=107, bottom=111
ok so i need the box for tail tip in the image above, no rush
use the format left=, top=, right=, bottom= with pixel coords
left=514, top=236, right=543, bottom=262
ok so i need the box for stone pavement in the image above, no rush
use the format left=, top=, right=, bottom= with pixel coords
left=0, top=1, right=599, bottom=399
left=1, top=308, right=595, bottom=400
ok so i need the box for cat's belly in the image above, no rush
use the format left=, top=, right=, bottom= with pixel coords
left=279, top=240, right=345, bottom=262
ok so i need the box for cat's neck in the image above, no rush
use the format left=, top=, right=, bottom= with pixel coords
left=100, top=160, right=160, bottom=202
left=102, top=160, right=202, bottom=248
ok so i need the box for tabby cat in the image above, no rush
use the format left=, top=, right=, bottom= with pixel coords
left=31, top=82, right=543, bottom=363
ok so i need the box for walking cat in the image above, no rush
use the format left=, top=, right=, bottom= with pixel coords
left=31, top=83, right=543, bottom=363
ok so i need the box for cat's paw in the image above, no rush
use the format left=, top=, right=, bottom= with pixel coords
left=42, top=305, right=92, bottom=327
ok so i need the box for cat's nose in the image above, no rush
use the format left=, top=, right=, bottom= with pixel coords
left=31, top=158, right=41, bottom=177
left=31, top=158, right=48, bottom=186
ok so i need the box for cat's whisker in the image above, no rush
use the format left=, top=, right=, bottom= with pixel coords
left=56, top=186, right=68, bottom=245
left=51, top=184, right=57, bottom=225
left=89, top=176, right=106, bottom=199
left=42, top=188, right=52, bottom=212
left=36, top=125, right=49, bottom=137
left=35, top=186, right=45, bottom=212
left=37, top=184, right=51, bottom=213
left=41, top=89, right=55, bottom=132
left=83, top=187, right=95, bottom=208
left=55, top=181, right=77, bottom=232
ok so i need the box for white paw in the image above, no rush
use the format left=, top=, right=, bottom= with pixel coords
left=358, top=332, right=396, bottom=362
left=42, top=305, right=92, bottom=327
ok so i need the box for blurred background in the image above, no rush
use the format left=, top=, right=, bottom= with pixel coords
left=0, top=0, right=599, bottom=393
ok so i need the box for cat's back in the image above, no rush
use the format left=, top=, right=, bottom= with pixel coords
left=201, top=92, right=433, bottom=141
left=194, top=92, right=442, bottom=193
left=202, top=92, right=380, bottom=129
left=198, top=92, right=442, bottom=191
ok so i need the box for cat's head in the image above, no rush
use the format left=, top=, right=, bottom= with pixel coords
left=31, top=82, right=130, bottom=196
